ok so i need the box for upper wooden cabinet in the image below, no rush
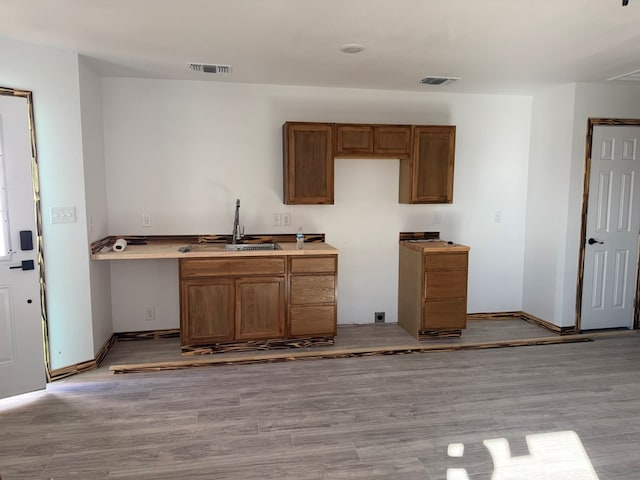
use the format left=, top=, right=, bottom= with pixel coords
left=284, top=122, right=455, bottom=205
left=335, top=125, right=411, bottom=157
left=283, top=122, right=334, bottom=205
left=399, top=126, right=456, bottom=204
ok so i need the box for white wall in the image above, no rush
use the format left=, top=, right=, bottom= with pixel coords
left=102, top=78, right=532, bottom=331
left=0, top=37, right=95, bottom=369
left=523, top=84, right=576, bottom=326
left=524, top=82, right=640, bottom=329
left=79, top=56, right=113, bottom=352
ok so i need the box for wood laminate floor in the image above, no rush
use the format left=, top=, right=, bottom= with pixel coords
left=107, top=320, right=572, bottom=373
left=1, top=324, right=639, bottom=479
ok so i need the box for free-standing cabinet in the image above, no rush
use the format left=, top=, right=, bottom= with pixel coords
left=398, top=241, right=469, bottom=339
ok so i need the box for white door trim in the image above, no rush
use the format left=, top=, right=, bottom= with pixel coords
left=577, top=118, right=640, bottom=332
left=0, top=86, right=50, bottom=380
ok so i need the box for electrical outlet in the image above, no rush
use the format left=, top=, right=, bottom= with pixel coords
left=142, top=213, right=152, bottom=227
left=494, top=211, right=502, bottom=224
left=374, top=312, right=385, bottom=323
left=145, top=306, right=156, bottom=322
left=282, top=213, right=291, bottom=226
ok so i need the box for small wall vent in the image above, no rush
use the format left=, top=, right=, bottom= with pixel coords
left=189, top=63, right=232, bottom=74
left=419, top=76, right=460, bottom=86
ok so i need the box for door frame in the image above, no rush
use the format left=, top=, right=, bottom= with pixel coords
left=0, top=86, right=51, bottom=380
left=576, top=118, right=640, bottom=331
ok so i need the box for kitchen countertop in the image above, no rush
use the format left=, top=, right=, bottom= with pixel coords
left=91, top=241, right=338, bottom=260
left=400, top=240, right=470, bottom=253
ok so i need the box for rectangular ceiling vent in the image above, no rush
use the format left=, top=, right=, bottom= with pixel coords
left=189, top=63, right=232, bottom=74
left=419, top=76, right=460, bottom=86
left=607, top=69, right=640, bottom=82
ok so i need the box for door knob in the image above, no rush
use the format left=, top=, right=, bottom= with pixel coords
left=588, top=237, right=604, bottom=245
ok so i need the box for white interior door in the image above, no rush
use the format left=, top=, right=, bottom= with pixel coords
left=0, top=92, right=45, bottom=398
left=581, top=125, right=640, bottom=330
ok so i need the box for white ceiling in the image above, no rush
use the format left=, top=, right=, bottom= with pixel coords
left=1, top=0, right=640, bottom=94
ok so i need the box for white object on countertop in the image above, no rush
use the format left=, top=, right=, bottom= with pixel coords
left=112, top=238, right=128, bottom=252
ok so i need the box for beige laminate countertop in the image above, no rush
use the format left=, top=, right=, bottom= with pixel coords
left=91, top=242, right=338, bottom=260
left=400, top=240, right=470, bottom=253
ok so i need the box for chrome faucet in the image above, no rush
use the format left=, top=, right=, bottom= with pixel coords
left=231, top=198, right=244, bottom=244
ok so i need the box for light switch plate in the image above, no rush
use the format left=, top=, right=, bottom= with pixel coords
left=50, top=206, right=76, bottom=224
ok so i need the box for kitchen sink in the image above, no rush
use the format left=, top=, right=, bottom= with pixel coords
left=225, top=243, right=280, bottom=251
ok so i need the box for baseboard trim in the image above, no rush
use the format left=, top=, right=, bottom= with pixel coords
left=115, top=328, right=180, bottom=340
left=467, top=311, right=578, bottom=335
left=467, top=311, right=523, bottom=321
left=519, top=311, right=578, bottom=335
left=48, top=329, right=179, bottom=381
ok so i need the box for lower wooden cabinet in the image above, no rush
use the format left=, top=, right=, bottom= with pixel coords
left=398, top=242, right=469, bottom=338
left=180, top=253, right=337, bottom=350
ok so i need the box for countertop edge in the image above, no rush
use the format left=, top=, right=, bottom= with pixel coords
left=400, top=240, right=470, bottom=253
left=91, top=242, right=339, bottom=260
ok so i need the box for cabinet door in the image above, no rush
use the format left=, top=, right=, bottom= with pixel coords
left=235, top=276, right=285, bottom=340
left=180, top=278, right=234, bottom=345
left=335, top=125, right=373, bottom=155
left=401, top=126, right=455, bottom=203
left=283, top=122, right=334, bottom=204
left=374, top=126, right=411, bottom=156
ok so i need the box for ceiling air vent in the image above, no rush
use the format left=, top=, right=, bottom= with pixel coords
left=607, top=69, right=640, bottom=82
left=189, top=63, right=232, bottom=74
left=419, top=76, right=460, bottom=86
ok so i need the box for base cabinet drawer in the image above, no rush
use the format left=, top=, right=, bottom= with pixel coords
left=290, top=275, right=336, bottom=304
left=423, top=299, right=467, bottom=329
left=290, top=256, right=337, bottom=274
left=425, top=270, right=467, bottom=298
left=425, top=252, right=467, bottom=270
left=181, top=257, right=285, bottom=278
left=289, top=305, right=337, bottom=336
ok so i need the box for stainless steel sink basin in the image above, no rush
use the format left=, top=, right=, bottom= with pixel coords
left=225, top=243, right=280, bottom=251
